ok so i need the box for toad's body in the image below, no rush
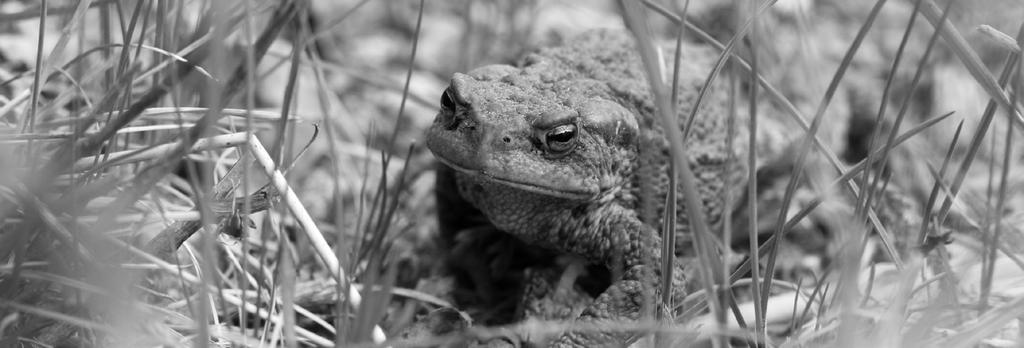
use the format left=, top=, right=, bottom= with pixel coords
left=427, top=30, right=744, bottom=346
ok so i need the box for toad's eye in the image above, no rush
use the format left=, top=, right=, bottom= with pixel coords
left=543, top=124, right=578, bottom=155
left=533, top=110, right=580, bottom=157
left=440, top=87, right=457, bottom=111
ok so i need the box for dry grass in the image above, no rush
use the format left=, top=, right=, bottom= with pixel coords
left=0, top=0, right=1022, bottom=347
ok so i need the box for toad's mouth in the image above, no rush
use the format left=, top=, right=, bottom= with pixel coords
left=433, top=154, right=598, bottom=201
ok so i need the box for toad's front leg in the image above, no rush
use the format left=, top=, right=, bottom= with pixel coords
left=545, top=206, right=663, bottom=348
left=550, top=265, right=654, bottom=347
